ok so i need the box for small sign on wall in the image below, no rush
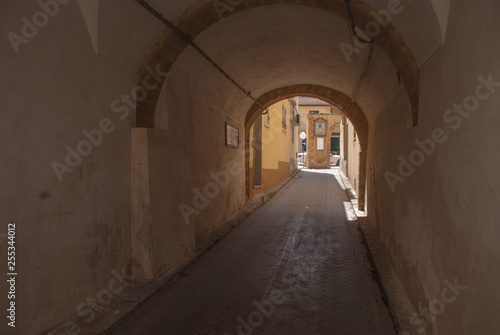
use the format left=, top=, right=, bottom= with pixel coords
left=316, top=137, right=325, bottom=150
left=225, top=122, right=239, bottom=148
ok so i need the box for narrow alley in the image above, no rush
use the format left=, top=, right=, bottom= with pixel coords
left=3, top=1, right=500, bottom=334
left=106, top=169, right=397, bottom=335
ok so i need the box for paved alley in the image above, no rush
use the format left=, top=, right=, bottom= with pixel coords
left=106, top=169, right=397, bottom=335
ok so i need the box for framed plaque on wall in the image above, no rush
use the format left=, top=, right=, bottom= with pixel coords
left=225, top=123, right=239, bottom=148
left=317, top=137, right=325, bottom=150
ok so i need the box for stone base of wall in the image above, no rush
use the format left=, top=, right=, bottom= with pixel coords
left=306, top=153, right=330, bottom=169
left=249, top=161, right=290, bottom=198
left=306, top=148, right=330, bottom=168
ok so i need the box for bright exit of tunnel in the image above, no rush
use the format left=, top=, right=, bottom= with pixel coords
left=244, top=94, right=366, bottom=210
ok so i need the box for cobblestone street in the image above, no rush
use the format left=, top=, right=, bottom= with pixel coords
left=106, top=169, right=397, bottom=335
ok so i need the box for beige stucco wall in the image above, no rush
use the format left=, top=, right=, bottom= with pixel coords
left=341, top=116, right=362, bottom=196
left=0, top=1, right=248, bottom=333
left=0, top=1, right=163, bottom=333
left=366, top=2, right=500, bottom=333
left=158, top=45, right=248, bottom=242
left=131, top=128, right=196, bottom=280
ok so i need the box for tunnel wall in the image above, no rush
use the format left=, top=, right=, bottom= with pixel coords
left=0, top=1, right=252, bottom=332
left=341, top=117, right=362, bottom=196
left=367, top=0, right=500, bottom=333
left=130, top=127, right=196, bottom=280
left=163, top=49, right=248, bottom=242
left=1, top=0, right=498, bottom=334
left=131, top=45, right=249, bottom=278
left=0, top=1, right=164, bottom=333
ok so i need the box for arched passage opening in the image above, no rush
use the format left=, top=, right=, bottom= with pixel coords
left=134, top=0, right=432, bottom=129
left=129, top=0, right=445, bottom=282
left=244, top=85, right=369, bottom=210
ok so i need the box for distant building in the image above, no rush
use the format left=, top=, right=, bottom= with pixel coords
left=297, top=97, right=332, bottom=153
left=297, top=97, right=342, bottom=168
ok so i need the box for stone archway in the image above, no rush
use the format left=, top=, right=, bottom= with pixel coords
left=244, top=84, right=368, bottom=210
left=135, top=0, right=421, bottom=129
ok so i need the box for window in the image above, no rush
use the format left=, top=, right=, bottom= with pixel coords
left=309, top=110, right=320, bottom=114
left=282, top=104, right=287, bottom=131
left=354, top=130, right=357, bottom=141
left=331, top=137, right=340, bottom=153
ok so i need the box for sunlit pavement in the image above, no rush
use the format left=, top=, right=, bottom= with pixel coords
left=106, top=169, right=396, bottom=335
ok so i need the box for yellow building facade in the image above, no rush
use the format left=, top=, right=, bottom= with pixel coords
left=248, top=99, right=298, bottom=198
